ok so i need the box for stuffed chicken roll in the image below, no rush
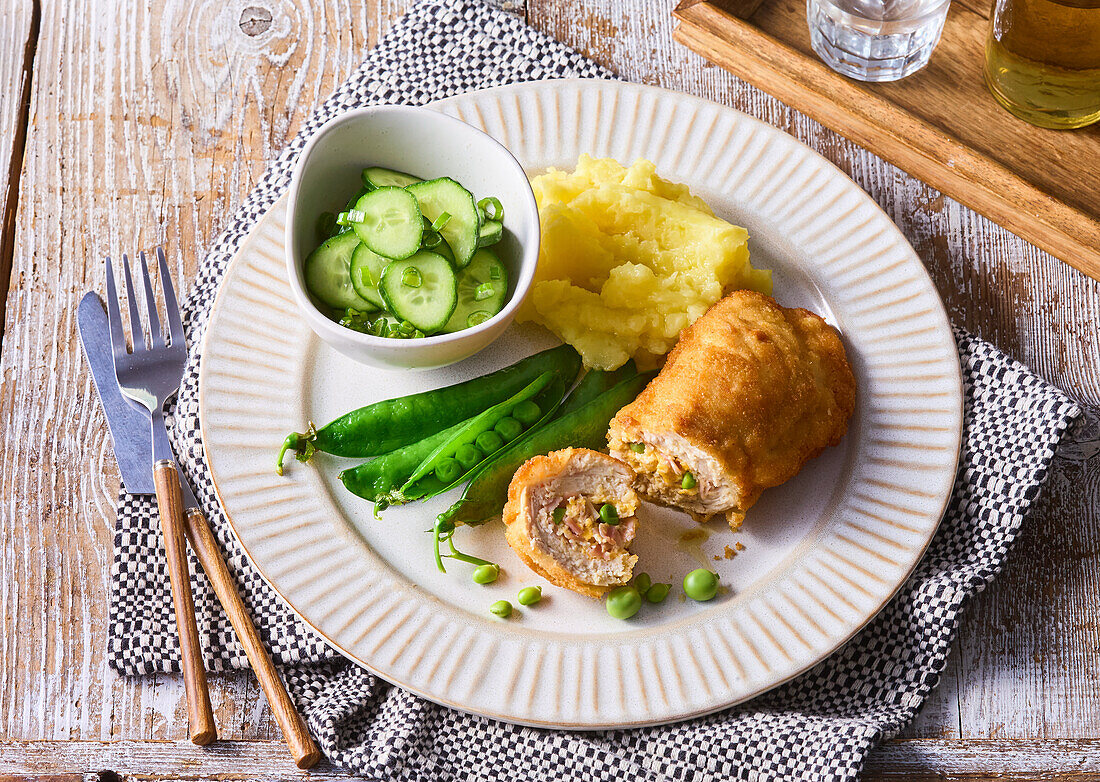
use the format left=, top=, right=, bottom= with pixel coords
left=503, top=448, right=639, bottom=598
left=608, top=290, right=856, bottom=529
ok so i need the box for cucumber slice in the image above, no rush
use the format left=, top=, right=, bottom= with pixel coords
left=303, top=232, right=378, bottom=311
left=442, top=249, right=508, bottom=333
left=378, top=251, right=458, bottom=333
left=351, top=187, right=423, bottom=260
left=477, top=219, right=503, bottom=248
left=406, top=178, right=479, bottom=269
left=362, top=167, right=423, bottom=190
left=349, top=243, right=388, bottom=309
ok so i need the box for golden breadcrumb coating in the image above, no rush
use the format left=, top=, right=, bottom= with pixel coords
left=609, top=290, right=855, bottom=527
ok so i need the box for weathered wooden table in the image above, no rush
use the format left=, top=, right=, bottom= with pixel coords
left=2, top=1, right=1097, bottom=779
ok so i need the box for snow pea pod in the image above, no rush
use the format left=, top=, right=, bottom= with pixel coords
left=436, top=369, right=656, bottom=528
left=276, top=344, right=581, bottom=473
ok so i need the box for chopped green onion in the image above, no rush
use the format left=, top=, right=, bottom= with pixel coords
left=466, top=311, right=491, bottom=328
left=430, top=211, right=452, bottom=231
left=421, top=228, right=442, bottom=248
left=629, top=442, right=645, bottom=453
left=474, top=282, right=495, bottom=301
left=477, top=196, right=504, bottom=222
left=336, top=209, right=365, bottom=225
left=401, top=267, right=423, bottom=288
left=552, top=507, right=566, bottom=525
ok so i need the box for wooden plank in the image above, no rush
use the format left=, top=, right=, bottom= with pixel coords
left=0, top=0, right=396, bottom=743
left=672, top=0, right=1100, bottom=283
left=0, top=0, right=1096, bottom=763
left=4, top=738, right=1100, bottom=779
left=0, top=0, right=36, bottom=335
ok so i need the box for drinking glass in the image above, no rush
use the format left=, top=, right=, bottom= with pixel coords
left=807, top=0, right=952, bottom=82
left=984, top=0, right=1100, bottom=129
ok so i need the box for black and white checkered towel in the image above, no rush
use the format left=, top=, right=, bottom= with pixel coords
left=107, top=1, right=1082, bottom=778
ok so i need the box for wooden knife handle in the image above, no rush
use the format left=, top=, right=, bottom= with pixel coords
left=182, top=505, right=322, bottom=769
left=153, top=459, right=217, bottom=746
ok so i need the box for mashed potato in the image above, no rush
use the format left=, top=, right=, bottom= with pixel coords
left=518, top=155, right=772, bottom=370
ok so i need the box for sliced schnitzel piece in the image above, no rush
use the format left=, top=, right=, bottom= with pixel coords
left=503, top=448, right=639, bottom=598
left=608, top=290, right=856, bottom=529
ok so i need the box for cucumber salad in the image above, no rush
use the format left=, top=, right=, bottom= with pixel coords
left=305, top=167, right=509, bottom=339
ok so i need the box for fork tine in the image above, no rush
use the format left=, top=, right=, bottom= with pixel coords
left=121, top=254, right=145, bottom=352
left=139, top=251, right=162, bottom=347
left=158, top=247, right=185, bottom=349
left=104, top=256, right=128, bottom=360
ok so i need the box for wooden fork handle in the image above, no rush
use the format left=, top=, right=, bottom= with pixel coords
left=153, top=459, right=218, bottom=746
left=181, top=505, right=322, bottom=769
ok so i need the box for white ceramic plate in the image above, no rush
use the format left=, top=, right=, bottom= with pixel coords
left=199, top=79, right=962, bottom=729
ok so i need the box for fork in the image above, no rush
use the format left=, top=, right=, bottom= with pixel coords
left=104, top=249, right=320, bottom=766
left=105, top=248, right=217, bottom=746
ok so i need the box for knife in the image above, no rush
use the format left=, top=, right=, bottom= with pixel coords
left=79, top=292, right=155, bottom=494
left=79, top=292, right=203, bottom=505
left=78, top=290, right=321, bottom=767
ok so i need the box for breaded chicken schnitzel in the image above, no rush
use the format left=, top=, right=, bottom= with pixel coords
left=608, top=290, right=855, bottom=529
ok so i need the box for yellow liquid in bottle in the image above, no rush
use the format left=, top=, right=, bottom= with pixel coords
left=983, top=0, right=1100, bottom=129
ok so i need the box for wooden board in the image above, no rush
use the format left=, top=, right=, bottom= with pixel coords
left=673, top=0, right=1100, bottom=283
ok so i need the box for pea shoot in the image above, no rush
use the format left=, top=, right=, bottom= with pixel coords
left=490, top=600, right=513, bottom=618
left=432, top=516, right=494, bottom=574
left=605, top=585, right=642, bottom=619
left=517, top=586, right=542, bottom=606
left=683, top=568, right=719, bottom=601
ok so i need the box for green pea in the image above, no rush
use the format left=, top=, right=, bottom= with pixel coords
left=605, top=585, right=642, bottom=619
left=474, top=430, right=505, bottom=454
left=681, top=470, right=697, bottom=490
left=633, top=572, right=652, bottom=598
left=435, top=457, right=462, bottom=484
left=552, top=507, right=566, bottom=525
left=517, top=586, right=542, bottom=606
left=599, top=503, right=620, bottom=526
left=494, top=416, right=523, bottom=442
left=645, top=582, right=672, bottom=603
left=683, top=568, right=719, bottom=601
left=629, top=442, right=646, bottom=453
left=455, top=443, right=482, bottom=471
left=490, top=600, right=513, bottom=618
left=513, top=400, right=541, bottom=425
left=472, top=563, right=500, bottom=584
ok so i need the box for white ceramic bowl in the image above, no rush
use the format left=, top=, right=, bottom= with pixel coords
left=285, top=106, right=539, bottom=370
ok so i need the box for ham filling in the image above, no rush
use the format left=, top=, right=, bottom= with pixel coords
left=546, top=494, right=636, bottom=560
